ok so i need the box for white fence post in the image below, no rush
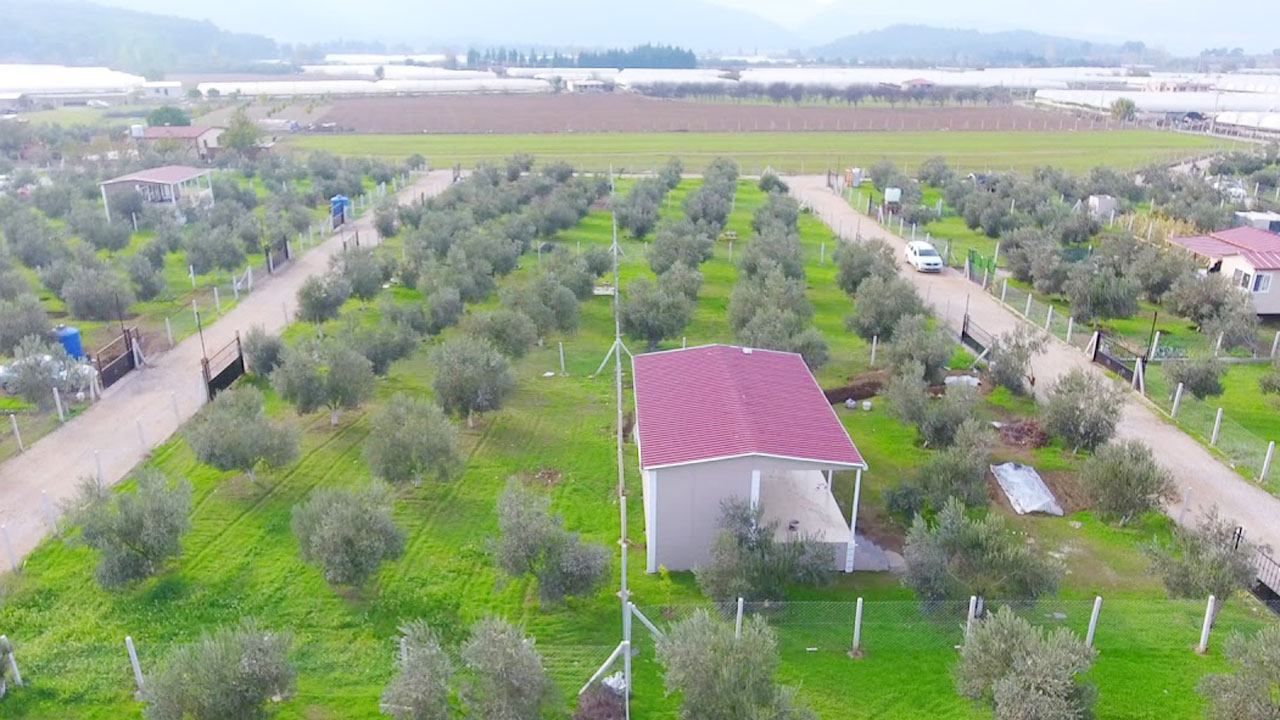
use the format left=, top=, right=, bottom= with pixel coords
left=0, top=635, right=21, bottom=686
left=1085, top=596, right=1102, bottom=648
left=820, top=242, right=825, bottom=265
left=735, top=597, right=744, bottom=639
left=2, top=525, right=17, bottom=572
left=558, top=342, right=566, bottom=375
left=1066, top=316, right=1074, bottom=344
left=851, top=597, right=864, bottom=655
left=965, top=595, right=978, bottom=641
left=125, top=636, right=144, bottom=693
left=1149, top=330, right=1162, bottom=360
left=52, top=387, right=65, bottom=422
left=1215, top=332, right=1224, bottom=355
left=1197, top=595, right=1216, bottom=653
left=1171, top=382, right=1185, bottom=418
left=192, top=299, right=199, bottom=328
left=10, top=415, right=23, bottom=453
left=1000, top=279, right=1008, bottom=305
left=870, top=336, right=878, bottom=367
left=188, top=265, right=196, bottom=289
left=1045, top=304, right=1054, bottom=330
left=214, top=286, right=221, bottom=313
left=1024, top=293, right=1033, bottom=317
left=94, top=450, right=103, bottom=486
left=1271, top=330, right=1280, bottom=358
left=165, top=316, right=174, bottom=347
left=1261, top=441, right=1275, bottom=482
left=1211, top=408, right=1224, bottom=446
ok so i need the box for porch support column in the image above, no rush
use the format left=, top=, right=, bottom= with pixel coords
left=101, top=184, right=112, bottom=223
left=645, top=470, right=658, bottom=574
left=750, top=469, right=761, bottom=510
left=844, top=468, right=863, bottom=573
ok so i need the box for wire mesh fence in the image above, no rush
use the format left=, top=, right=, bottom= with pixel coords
left=1145, top=368, right=1275, bottom=483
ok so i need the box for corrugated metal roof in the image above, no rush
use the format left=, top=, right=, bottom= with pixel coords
left=1242, top=251, right=1280, bottom=271
left=632, top=344, right=864, bottom=470
left=101, top=165, right=208, bottom=185
left=1170, top=226, right=1280, bottom=261
left=142, top=126, right=218, bottom=139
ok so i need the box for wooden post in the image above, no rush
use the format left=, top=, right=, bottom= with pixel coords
left=1197, top=595, right=1215, bottom=653
left=1085, top=596, right=1102, bottom=648
left=9, top=415, right=22, bottom=453
left=1172, top=383, right=1185, bottom=418
left=1211, top=408, right=1224, bottom=446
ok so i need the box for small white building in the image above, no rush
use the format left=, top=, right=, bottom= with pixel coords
left=631, top=345, right=869, bottom=574
left=1168, top=226, right=1280, bottom=315
left=1236, top=211, right=1280, bottom=233
left=1087, top=194, right=1117, bottom=219
left=99, top=165, right=213, bottom=222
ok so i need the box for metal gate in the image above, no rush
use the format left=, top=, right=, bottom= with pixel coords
left=201, top=333, right=245, bottom=401
left=94, top=328, right=138, bottom=390
left=1091, top=332, right=1143, bottom=382
left=265, top=239, right=291, bottom=275
left=960, top=314, right=994, bottom=355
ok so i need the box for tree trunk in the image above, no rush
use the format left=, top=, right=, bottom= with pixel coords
left=467, top=410, right=475, bottom=429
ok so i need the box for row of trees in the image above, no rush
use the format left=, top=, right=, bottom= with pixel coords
left=614, top=157, right=681, bottom=239
left=635, top=81, right=1014, bottom=109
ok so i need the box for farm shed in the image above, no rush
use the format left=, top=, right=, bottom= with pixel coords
left=134, top=125, right=224, bottom=161
left=98, top=165, right=212, bottom=223
left=1168, top=226, right=1280, bottom=314
left=632, top=345, right=868, bottom=574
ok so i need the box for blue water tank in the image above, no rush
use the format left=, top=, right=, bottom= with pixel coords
left=55, top=325, right=84, bottom=359
left=330, top=195, right=350, bottom=217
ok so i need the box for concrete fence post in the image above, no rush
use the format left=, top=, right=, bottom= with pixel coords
left=1197, top=595, right=1216, bottom=653
left=1149, top=330, right=1162, bottom=360
left=214, top=287, right=221, bottom=314
left=188, top=265, right=196, bottom=290
left=735, top=597, right=745, bottom=639
left=10, top=415, right=23, bottom=453
left=870, top=336, right=878, bottom=367
left=1086, top=596, right=1103, bottom=648
left=992, top=242, right=1001, bottom=267
left=1000, top=279, right=1008, bottom=305
left=1261, top=441, right=1275, bottom=482
left=52, top=387, right=65, bottom=422
left=1045, top=304, right=1054, bottom=331
left=1211, top=408, right=1224, bottom=446
left=399, top=637, right=408, bottom=666
left=1172, top=383, right=1185, bottom=418
left=165, top=316, right=174, bottom=347
left=94, top=450, right=103, bottom=486
left=558, top=342, right=566, bottom=375
left=851, top=597, right=864, bottom=655
left=1215, top=332, right=1224, bottom=355
left=126, top=636, right=144, bottom=693
left=1272, top=330, right=1280, bottom=358
left=1024, top=292, right=1033, bottom=317
left=192, top=299, right=199, bottom=328
left=2, top=525, right=17, bottom=572
left=1066, top=316, right=1075, bottom=344
left=41, top=490, right=56, bottom=534
left=820, top=242, right=825, bottom=265
left=0, top=635, right=21, bottom=686
left=965, top=595, right=978, bottom=641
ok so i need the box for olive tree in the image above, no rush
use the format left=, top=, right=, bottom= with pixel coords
left=883, top=314, right=954, bottom=384
left=904, top=499, right=1061, bottom=608
left=833, top=238, right=897, bottom=295
left=184, top=233, right=245, bottom=277
left=659, top=262, right=703, bottom=301
left=331, top=247, right=388, bottom=303
left=847, top=275, right=924, bottom=341
left=656, top=609, right=814, bottom=720
left=956, top=608, right=1097, bottom=720
left=619, top=278, right=693, bottom=351
left=380, top=620, right=453, bottom=720
left=464, top=310, right=538, bottom=359
left=185, top=386, right=299, bottom=483
left=243, top=325, right=284, bottom=375
left=64, top=469, right=192, bottom=588
left=916, top=419, right=994, bottom=509
left=615, top=180, right=662, bottom=239
left=1198, top=626, right=1280, bottom=720
left=1041, top=368, right=1125, bottom=452
left=648, top=220, right=713, bottom=275
left=431, top=336, right=516, bottom=428
left=142, top=621, right=293, bottom=720
left=62, top=266, right=135, bottom=321
left=1081, top=440, right=1174, bottom=524
left=365, top=394, right=461, bottom=487
left=1163, top=354, right=1226, bottom=400
left=460, top=618, right=549, bottom=720
left=272, top=341, right=376, bottom=426
left=0, top=295, right=50, bottom=354
left=1063, top=262, right=1139, bottom=322
left=987, top=325, right=1047, bottom=395
left=494, top=480, right=609, bottom=604
left=696, top=498, right=832, bottom=605
left=1143, top=508, right=1258, bottom=624
left=296, top=272, right=351, bottom=325
left=292, top=482, right=404, bottom=586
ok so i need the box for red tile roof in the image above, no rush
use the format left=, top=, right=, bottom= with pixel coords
left=100, top=165, right=209, bottom=186
left=1169, top=226, right=1280, bottom=261
left=142, top=125, right=217, bottom=139
left=632, top=345, right=865, bottom=470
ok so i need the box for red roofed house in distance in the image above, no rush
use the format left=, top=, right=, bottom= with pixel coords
left=631, top=344, right=868, bottom=574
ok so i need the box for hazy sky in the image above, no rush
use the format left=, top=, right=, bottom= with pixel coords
left=707, top=0, right=1275, bottom=53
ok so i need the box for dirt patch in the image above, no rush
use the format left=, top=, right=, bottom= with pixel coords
left=824, top=369, right=889, bottom=405
left=518, top=467, right=562, bottom=487
left=997, top=419, right=1050, bottom=448
left=314, top=94, right=1077, bottom=135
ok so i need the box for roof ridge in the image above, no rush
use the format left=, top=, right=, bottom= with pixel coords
left=715, top=347, right=758, bottom=454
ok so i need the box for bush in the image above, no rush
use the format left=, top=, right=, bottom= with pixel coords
left=341, top=320, right=417, bottom=376
left=1163, top=354, right=1225, bottom=399
left=184, top=232, right=245, bottom=276
left=833, top=238, right=897, bottom=295
left=242, top=325, right=284, bottom=375
left=185, top=386, right=299, bottom=482
left=465, top=309, right=538, bottom=359
left=648, top=220, right=714, bottom=275
left=127, top=253, right=165, bottom=301
left=381, top=620, right=453, bottom=720
left=917, top=419, right=994, bottom=509
left=956, top=608, right=1097, bottom=720
left=904, top=498, right=1060, bottom=606
left=919, top=386, right=979, bottom=448
left=494, top=480, right=608, bottom=604
left=696, top=498, right=832, bottom=604
left=1198, top=626, right=1280, bottom=720
left=758, top=172, right=789, bottom=194
left=7, top=336, right=91, bottom=407
left=659, top=262, right=703, bottom=301
left=1041, top=368, right=1124, bottom=452
left=426, top=285, right=464, bottom=334
left=1143, top=508, right=1258, bottom=623
left=62, top=267, right=135, bottom=321
left=619, top=278, right=693, bottom=351
left=142, top=619, right=294, bottom=720
left=331, top=247, right=387, bottom=303
left=885, top=482, right=925, bottom=522
left=615, top=180, right=662, bottom=239
left=365, top=393, right=460, bottom=487
left=1063, top=262, right=1139, bottom=321
left=1082, top=440, right=1174, bottom=524
left=884, top=314, right=954, bottom=384
left=431, top=336, right=516, bottom=427
left=65, top=469, right=192, bottom=588
left=987, top=325, right=1047, bottom=395
left=460, top=618, right=549, bottom=720
left=1166, top=273, right=1236, bottom=328
left=847, top=275, right=923, bottom=341
left=292, top=482, right=404, bottom=586
left=0, top=294, right=50, bottom=354
left=296, top=272, right=350, bottom=325
left=574, top=686, right=624, bottom=720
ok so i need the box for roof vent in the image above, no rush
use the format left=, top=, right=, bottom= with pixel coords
left=742, top=347, right=753, bottom=354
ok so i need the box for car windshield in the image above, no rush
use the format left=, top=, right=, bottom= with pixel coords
left=918, top=248, right=939, bottom=257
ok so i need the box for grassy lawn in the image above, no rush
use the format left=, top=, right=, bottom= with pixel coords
left=0, top=178, right=1272, bottom=719
left=287, top=130, right=1227, bottom=176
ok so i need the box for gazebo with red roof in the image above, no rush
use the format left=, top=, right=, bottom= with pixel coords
left=632, top=344, right=868, bottom=574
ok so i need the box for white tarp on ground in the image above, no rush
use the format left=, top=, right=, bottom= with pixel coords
left=990, top=462, right=1063, bottom=516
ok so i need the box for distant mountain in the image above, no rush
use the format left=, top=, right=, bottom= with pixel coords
left=0, top=0, right=281, bottom=73
left=90, top=0, right=799, bottom=54
left=813, top=24, right=1126, bottom=65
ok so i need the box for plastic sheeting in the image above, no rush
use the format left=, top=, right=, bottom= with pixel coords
left=990, top=462, right=1063, bottom=516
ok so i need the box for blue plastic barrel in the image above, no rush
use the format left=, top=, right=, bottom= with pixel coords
left=55, top=325, right=84, bottom=359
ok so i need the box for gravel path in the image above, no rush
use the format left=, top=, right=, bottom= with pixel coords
left=791, top=175, right=1280, bottom=555
left=0, top=171, right=453, bottom=565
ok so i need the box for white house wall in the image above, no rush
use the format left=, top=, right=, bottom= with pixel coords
left=1220, top=255, right=1280, bottom=314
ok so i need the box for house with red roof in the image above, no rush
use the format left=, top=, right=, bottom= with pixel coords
left=1167, top=226, right=1280, bottom=314
left=136, top=125, right=224, bottom=162
left=631, top=344, right=868, bottom=574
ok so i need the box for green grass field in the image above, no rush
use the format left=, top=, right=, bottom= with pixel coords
left=0, top=177, right=1272, bottom=719
left=288, top=130, right=1228, bottom=176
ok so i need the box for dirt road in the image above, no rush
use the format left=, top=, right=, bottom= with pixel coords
left=791, top=175, right=1280, bottom=553
left=0, top=171, right=454, bottom=564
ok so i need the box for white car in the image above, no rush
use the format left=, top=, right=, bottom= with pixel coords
left=905, top=240, right=944, bottom=273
